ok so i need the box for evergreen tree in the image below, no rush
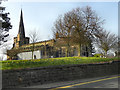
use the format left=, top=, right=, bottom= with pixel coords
left=0, top=2, right=12, bottom=45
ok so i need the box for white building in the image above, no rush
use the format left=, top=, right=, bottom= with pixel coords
left=17, top=50, right=41, bottom=60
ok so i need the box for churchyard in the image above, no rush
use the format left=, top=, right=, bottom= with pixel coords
left=1, top=57, right=119, bottom=70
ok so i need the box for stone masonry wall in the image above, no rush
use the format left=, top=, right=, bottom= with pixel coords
left=2, top=61, right=119, bottom=88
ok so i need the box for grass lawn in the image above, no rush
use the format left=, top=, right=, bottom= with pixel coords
left=1, top=57, right=119, bottom=70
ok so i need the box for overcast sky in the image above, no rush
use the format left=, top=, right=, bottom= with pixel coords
left=0, top=0, right=119, bottom=60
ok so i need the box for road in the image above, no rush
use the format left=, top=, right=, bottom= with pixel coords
left=24, top=75, right=119, bottom=89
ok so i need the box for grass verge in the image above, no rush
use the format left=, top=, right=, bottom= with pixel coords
left=1, top=57, right=119, bottom=70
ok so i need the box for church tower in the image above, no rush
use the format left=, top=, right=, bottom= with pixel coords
left=13, top=9, right=29, bottom=48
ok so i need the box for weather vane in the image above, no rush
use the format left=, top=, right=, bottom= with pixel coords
left=21, top=3, right=23, bottom=9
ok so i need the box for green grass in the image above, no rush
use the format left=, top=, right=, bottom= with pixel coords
left=0, top=57, right=119, bottom=70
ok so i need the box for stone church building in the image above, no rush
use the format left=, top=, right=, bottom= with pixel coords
left=7, top=10, right=93, bottom=60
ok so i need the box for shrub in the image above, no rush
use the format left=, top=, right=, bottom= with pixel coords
left=94, top=54, right=102, bottom=57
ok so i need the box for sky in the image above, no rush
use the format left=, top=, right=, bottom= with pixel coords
left=0, top=0, right=119, bottom=60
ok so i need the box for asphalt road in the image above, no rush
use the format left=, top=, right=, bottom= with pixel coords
left=50, top=75, right=119, bottom=90
left=24, top=75, right=119, bottom=89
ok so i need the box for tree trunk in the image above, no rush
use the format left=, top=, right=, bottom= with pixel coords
left=32, top=51, right=33, bottom=60
left=78, top=44, right=81, bottom=57
left=67, top=46, right=70, bottom=57
left=32, top=43, right=35, bottom=60
left=45, top=41, right=47, bottom=58
left=67, top=48, right=69, bottom=57
left=65, top=49, right=68, bottom=57
left=105, top=50, right=107, bottom=57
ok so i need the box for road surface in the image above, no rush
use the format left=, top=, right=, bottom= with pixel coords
left=24, top=75, right=119, bottom=89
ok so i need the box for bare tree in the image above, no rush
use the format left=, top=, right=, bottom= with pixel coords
left=7, top=49, right=21, bottom=60
left=2, top=44, right=21, bottom=60
left=72, top=6, right=104, bottom=56
left=116, top=39, right=120, bottom=57
left=29, top=30, right=39, bottom=60
left=96, top=30, right=118, bottom=57
left=53, top=14, right=73, bottom=57
left=53, top=6, right=104, bottom=57
left=70, top=7, right=88, bottom=56
left=0, top=40, right=13, bottom=60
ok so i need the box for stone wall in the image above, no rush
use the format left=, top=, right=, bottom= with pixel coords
left=2, top=61, right=119, bottom=88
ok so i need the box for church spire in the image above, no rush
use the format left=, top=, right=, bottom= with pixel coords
left=18, top=9, right=25, bottom=38
left=13, top=9, right=30, bottom=48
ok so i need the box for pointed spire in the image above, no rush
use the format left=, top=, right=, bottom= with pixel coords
left=18, top=9, right=25, bottom=38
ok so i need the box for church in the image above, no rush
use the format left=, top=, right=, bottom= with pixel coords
left=7, top=10, right=93, bottom=60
